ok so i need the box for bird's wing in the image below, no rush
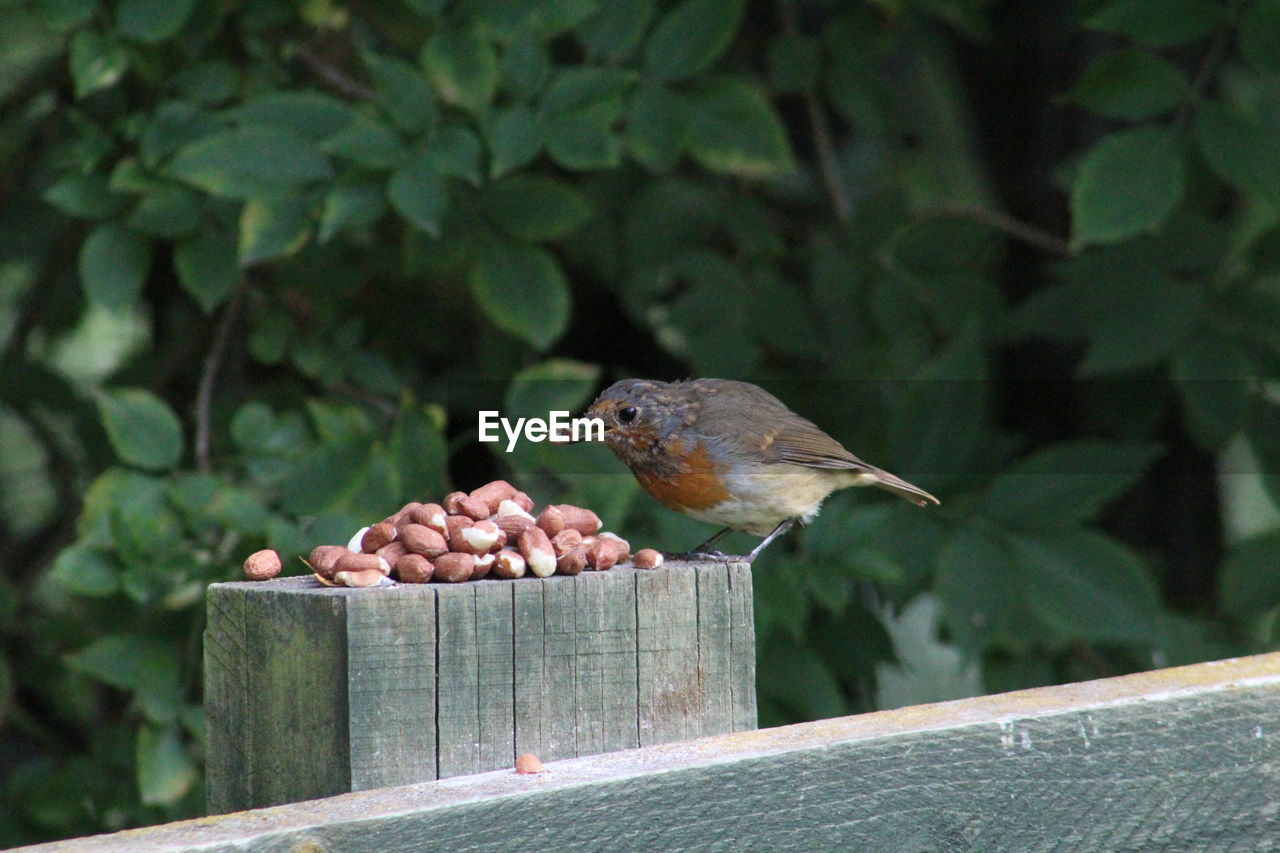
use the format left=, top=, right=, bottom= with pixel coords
left=686, top=380, right=872, bottom=470
left=687, top=380, right=939, bottom=506
left=765, top=419, right=874, bottom=470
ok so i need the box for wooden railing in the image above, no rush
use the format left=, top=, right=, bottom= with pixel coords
left=14, top=561, right=1280, bottom=852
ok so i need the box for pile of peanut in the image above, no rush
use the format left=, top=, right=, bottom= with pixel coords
left=241, top=480, right=664, bottom=586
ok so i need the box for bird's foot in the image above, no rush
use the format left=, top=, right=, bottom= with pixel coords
left=663, top=549, right=745, bottom=563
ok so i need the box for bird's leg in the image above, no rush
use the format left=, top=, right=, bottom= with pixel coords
left=691, top=526, right=732, bottom=554
left=746, top=519, right=795, bottom=562
left=667, top=520, right=797, bottom=563
left=666, top=527, right=735, bottom=561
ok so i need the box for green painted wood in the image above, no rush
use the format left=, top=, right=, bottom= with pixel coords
left=434, top=582, right=480, bottom=778
left=204, top=563, right=753, bottom=811
left=635, top=566, right=699, bottom=746
left=474, top=581, right=515, bottom=770
left=539, top=574, right=578, bottom=761
left=47, top=653, right=1280, bottom=853
left=345, top=586, right=437, bottom=791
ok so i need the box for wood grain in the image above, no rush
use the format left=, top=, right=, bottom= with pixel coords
left=345, top=586, right=436, bottom=791
left=203, top=562, right=753, bottom=811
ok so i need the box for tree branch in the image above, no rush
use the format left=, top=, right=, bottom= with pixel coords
left=777, top=0, right=852, bottom=222
left=922, top=202, right=1073, bottom=257
left=295, top=44, right=376, bottom=101
left=195, top=286, right=245, bottom=473
left=1174, top=0, right=1244, bottom=128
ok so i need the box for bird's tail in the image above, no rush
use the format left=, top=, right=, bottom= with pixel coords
left=857, top=466, right=940, bottom=507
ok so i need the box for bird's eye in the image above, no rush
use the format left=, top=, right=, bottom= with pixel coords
left=618, top=406, right=638, bottom=424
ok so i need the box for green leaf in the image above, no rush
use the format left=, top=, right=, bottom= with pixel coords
left=387, top=404, right=449, bottom=502
left=546, top=109, right=625, bottom=171
left=136, top=724, right=197, bottom=806
left=34, top=0, right=97, bottom=30
left=70, top=30, right=129, bottom=99
left=175, top=227, right=238, bottom=313
left=126, top=186, right=201, bottom=238
left=424, top=124, right=482, bottom=185
left=1247, top=402, right=1280, bottom=510
left=65, top=634, right=183, bottom=722
left=1240, top=1, right=1280, bottom=76
left=499, top=26, right=551, bottom=100
left=626, top=82, right=690, bottom=173
left=1070, top=126, right=1184, bottom=247
left=935, top=526, right=1022, bottom=654
left=486, top=105, right=544, bottom=178
left=504, top=358, right=602, bottom=420
left=402, top=0, right=447, bottom=16
left=758, top=634, right=846, bottom=720
left=79, top=224, right=152, bottom=309
left=663, top=250, right=754, bottom=375
left=1194, top=101, right=1280, bottom=208
left=95, top=388, right=184, bottom=471
left=767, top=32, right=822, bottom=94
left=319, top=180, right=387, bottom=243
left=1068, top=50, right=1186, bottom=120
left=239, top=195, right=312, bottom=266
left=1078, top=271, right=1203, bottom=375
left=984, top=441, right=1162, bottom=529
left=421, top=24, right=498, bottom=114
left=541, top=66, right=635, bottom=114
left=167, top=125, right=333, bottom=199
left=539, top=68, right=632, bottom=172
left=320, top=116, right=405, bottom=168
left=469, top=239, right=570, bottom=349
left=886, top=323, right=987, bottom=487
left=388, top=151, right=449, bottom=236
left=1009, top=531, right=1162, bottom=645
left=226, top=91, right=354, bottom=139
left=1085, top=0, right=1220, bottom=47
left=170, top=60, right=238, bottom=105
left=580, top=0, right=653, bottom=61
left=480, top=175, right=593, bottom=241
left=687, top=78, right=795, bottom=178
left=363, top=51, right=438, bottom=134
left=140, top=101, right=222, bottom=168
left=1171, top=336, right=1249, bottom=449
left=44, top=173, right=127, bottom=219
left=278, top=435, right=380, bottom=516
left=1218, top=532, right=1280, bottom=617
left=116, top=0, right=196, bottom=42
left=644, top=0, right=745, bottom=82
left=49, top=546, right=120, bottom=597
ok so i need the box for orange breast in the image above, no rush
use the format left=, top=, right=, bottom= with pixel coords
left=634, top=442, right=731, bottom=512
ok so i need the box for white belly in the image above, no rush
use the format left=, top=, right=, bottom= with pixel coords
left=683, top=466, right=865, bottom=537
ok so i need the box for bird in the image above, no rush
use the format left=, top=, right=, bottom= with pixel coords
left=585, top=378, right=938, bottom=561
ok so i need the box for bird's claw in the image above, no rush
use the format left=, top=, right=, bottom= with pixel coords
left=663, top=549, right=743, bottom=563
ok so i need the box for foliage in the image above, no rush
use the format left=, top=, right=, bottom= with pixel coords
left=0, top=0, right=1277, bottom=843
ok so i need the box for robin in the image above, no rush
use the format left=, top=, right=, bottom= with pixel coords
left=586, top=378, right=938, bottom=561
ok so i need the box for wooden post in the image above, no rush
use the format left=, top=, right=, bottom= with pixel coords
left=203, top=561, right=755, bottom=813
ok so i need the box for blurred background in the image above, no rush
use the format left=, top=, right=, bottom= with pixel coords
left=2, top=0, right=1279, bottom=843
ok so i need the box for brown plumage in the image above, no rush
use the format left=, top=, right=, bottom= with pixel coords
left=586, top=378, right=937, bottom=560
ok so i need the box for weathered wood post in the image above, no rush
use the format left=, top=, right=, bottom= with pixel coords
left=203, top=561, right=755, bottom=813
